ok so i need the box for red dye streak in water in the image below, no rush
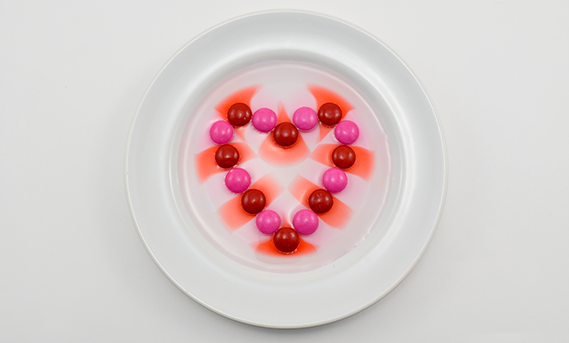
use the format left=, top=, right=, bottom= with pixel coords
left=277, top=103, right=291, bottom=124
left=308, top=86, right=353, bottom=115
left=250, top=173, right=284, bottom=205
left=217, top=174, right=284, bottom=231
left=287, top=175, right=352, bottom=229
left=309, top=144, right=375, bottom=181
left=195, top=143, right=257, bottom=183
left=349, top=146, right=375, bottom=181
left=281, top=215, right=291, bottom=228
left=234, top=126, right=247, bottom=141
left=217, top=196, right=254, bottom=230
left=287, top=175, right=320, bottom=208
left=308, top=86, right=354, bottom=142
left=318, top=125, right=334, bottom=142
left=309, top=144, right=335, bottom=167
left=255, top=237, right=317, bottom=256
left=214, top=86, right=260, bottom=117
left=318, top=198, right=352, bottom=229
left=195, top=147, right=223, bottom=183
left=258, top=134, right=310, bottom=166
left=231, top=142, right=256, bottom=165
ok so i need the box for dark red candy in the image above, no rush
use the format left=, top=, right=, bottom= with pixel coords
left=273, top=122, right=299, bottom=147
left=332, top=145, right=356, bottom=169
left=241, top=189, right=266, bottom=214
left=308, top=189, right=334, bottom=213
left=273, top=227, right=300, bottom=253
left=215, top=144, right=240, bottom=169
left=317, top=103, right=342, bottom=127
left=227, top=103, right=252, bottom=126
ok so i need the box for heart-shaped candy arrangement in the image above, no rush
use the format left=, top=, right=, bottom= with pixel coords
left=195, top=85, right=375, bottom=257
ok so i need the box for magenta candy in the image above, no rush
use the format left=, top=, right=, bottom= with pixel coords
left=334, top=120, right=359, bottom=145
left=224, top=168, right=251, bottom=193
left=322, top=168, right=348, bottom=193
left=292, top=209, right=319, bottom=235
left=209, top=120, right=234, bottom=144
left=256, top=210, right=281, bottom=234
left=292, top=107, right=318, bottom=131
left=252, top=108, right=277, bottom=133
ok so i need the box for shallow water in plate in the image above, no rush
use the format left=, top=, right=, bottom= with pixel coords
left=176, top=61, right=391, bottom=273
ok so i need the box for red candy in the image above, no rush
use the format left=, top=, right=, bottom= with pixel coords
left=273, top=122, right=299, bottom=147
left=241, top=189, right=266, bottom=214
left=332, top=145, right=356, bottom=169
left=308, top=189, right=334, bottom=213
left=318, top=103, right=342, bottom=127
left=227, top=103, right=252, bottom=126
left=215, top=144, right=239, bottom=169
left=273, top=227, right=300, bottom=253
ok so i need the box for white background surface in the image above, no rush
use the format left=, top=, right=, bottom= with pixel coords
left=1, top=0, right=568, bottom=341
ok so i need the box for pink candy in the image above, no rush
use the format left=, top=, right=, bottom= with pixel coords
left=209, top=120, right=234, bottom=144
left=256, top=210, right=281, bottom=234
left=252, top=108, right=277, bottom=133
left=292, top=209, right=319, bottom=235
left=334, top=120, right=359, bottom=145
left=224, top=168, right=251, bottom=193
left=293, top=107, right=318, bottom=131
left=322, top=168, right=348, bottom=193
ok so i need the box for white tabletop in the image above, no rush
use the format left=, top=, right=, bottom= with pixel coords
left=1, top=1, right=568, bottom=341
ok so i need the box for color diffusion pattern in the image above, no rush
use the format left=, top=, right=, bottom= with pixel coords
left=177, top=62, right=391, bottom=273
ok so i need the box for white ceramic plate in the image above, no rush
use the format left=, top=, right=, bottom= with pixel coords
left=125, top=11, right=446, bottom=328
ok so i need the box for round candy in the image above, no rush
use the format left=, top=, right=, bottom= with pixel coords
left=292, top=209, right=319, bottom=235
left=241, top=189, right=266, bottom=214
left=209, top=120, right=234, bottom=144
left=322, top=168, right=348, bottom=193
left=308, top=189, right=334, bottom=213
left=273, top=227, right=300, bottom=253
left=292, top=107, right=318, bottom=131
left=332, top=145, right=356, bottom=169
left=224, top=168, right=250, bottom=193
left=334, top=120, right=359, bottom=145
left=215, top=144, right=239, bottom=169
left=256, top=210, right=281, bottom=235
left=227, top=103, right=252, bottom=126
left=273, top=122, right=299, bottom=147
left=317, top=103, right=342, bottom=127
left=252, top=108, right=277, bottom=132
